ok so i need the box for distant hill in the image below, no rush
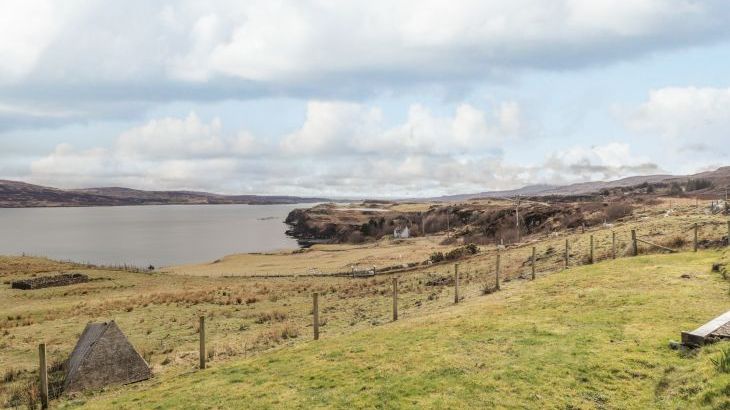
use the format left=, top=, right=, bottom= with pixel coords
left=2, top=166, right=729, bottom=207
left=0, top=180, right=328, bottom=208
left=430, top=166, right=730, bottom=201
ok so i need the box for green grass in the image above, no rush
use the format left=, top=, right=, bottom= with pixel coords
left=59, top=250, right=730, bottom=409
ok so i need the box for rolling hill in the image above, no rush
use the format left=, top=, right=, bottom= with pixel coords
left=0, top=180, right=328, bottom=208
left=432, top=166, right=730, bottom=201
left=61, top=250, right=730, bottom=409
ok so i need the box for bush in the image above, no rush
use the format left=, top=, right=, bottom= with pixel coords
left=604, top=203, right=633, bottom=221
left=445, top=244, right=480, bottom=261
left=255, top=323, right=300, bottom=346
left=711, top=347, right=730, bottom=373
left=669, top=182, right=683, bottom=195
left=348, top=231, right=365, bottom=244
left=429, top=252, right=445, bottom=263
left=255, top=310, right=288, bottom=324
left=423, top=214, right=449, bottom=234
left=686, top=178, right=713, bottom=192
left=661, top=236, right=687, bottom=249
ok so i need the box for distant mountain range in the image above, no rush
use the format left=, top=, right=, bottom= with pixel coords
left=0, top=180, right=328, bottom=208
left=1, top=166, right=728, bottom=207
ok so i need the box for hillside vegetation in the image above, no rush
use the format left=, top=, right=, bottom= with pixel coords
left=60, top=250, right=730, bottom=409
left=2, top=198, right=728, bottom=408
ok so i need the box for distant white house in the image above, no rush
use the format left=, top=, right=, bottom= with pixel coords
left=393, top=226, right=410, bottom=239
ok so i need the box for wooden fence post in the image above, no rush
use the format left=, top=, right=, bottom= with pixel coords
left=454, top=264, right=460, bottom=304
left=612, top=231, right=616, bottom=259
left=392, top=277, right=398, bottom=321
left=199, top=316, right=206, bottom=369
left=589, top=235, right=594, bottom=264
left=564, top=239, right=569, bottom=269
left=39, top=343, right=48, bottom=409
left=631, top=230, right=638, bottom=256
left=694, top=223, right=699, bottom=252
left=531, top=246, right=536, bottom=280
left=495, top=254, right=501, bottom=291
left=313, top=293, right=320, bottom=340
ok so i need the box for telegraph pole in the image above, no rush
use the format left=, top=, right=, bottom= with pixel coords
left=446, top=206, right=450, bottom=238
left=515, top=195, right=520, bottom=242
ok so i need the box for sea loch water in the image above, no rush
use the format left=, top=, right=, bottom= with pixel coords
left=0, top=204, right=305, bottom=267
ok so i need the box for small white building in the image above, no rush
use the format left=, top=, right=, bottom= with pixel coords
left=394, top=226, right=410, bottom=239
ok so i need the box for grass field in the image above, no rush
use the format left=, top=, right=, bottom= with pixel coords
left=1, top=199, right=728, bottom=408
left=163, top=236, right=452, bottom=277
left=51, top=250, right=730, bottom=409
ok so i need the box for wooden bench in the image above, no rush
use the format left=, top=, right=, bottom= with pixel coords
left=682, top=310, right=730, bottom=347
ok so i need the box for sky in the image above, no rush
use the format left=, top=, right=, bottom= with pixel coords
left=1, top=0, right=730, bottom=197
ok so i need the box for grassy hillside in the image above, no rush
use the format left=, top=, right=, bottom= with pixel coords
left=60, top=250, right=730, bottom=409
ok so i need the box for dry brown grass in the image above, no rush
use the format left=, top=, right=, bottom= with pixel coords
left=163, top=236, right=450, bottom=277
left=1, top=197, right=727, bottom=407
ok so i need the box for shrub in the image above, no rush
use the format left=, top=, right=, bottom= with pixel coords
left=669, top=182, right=683, bottom=195
left=686, top=178, right=713, bottom=192
left=6, top=380, right=39, bottom=409
left=255, top=323, right=300, bottom=345
left=711, top=347, right=730, bottom=373
left=661, top=236, right=687, bottom=250
left=429, top=252, right=445, bottom=263
left=3, top=368, right=21, bottom=383
left=348, top=231, right=365, bottom=244
left=604, top=203, right=633, bottom=221
left=254, top=310, right=288, bottom=324
left=444, top=244, right=479, bottom=260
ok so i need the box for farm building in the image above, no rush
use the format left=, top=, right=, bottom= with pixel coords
left=393, top=226, right=410, bottom=239
left=64, top=321, right=151, bottom=393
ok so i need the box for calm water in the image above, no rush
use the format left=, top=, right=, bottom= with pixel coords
left=0, top=204, right=306, bottom=267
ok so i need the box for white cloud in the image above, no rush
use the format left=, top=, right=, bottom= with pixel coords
left=0, top=0, right=70, bottom=84
left=619, top=86, right=730, bottom=172
left=280, top=101, right=383, bottom=155
left=1, top=1, right=729, bottom=103
left=115, top=112, right=259, bottom=159
left=624, top=86, right=730, bottom=142
left=281, top=101, right=521, bottom=157
left=542, top=143, right=659, bottom=183
left=27, top=104, right=662, bottom=196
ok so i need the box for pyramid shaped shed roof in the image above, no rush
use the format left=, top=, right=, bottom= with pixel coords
left=64, top=321, right=151, bottom=393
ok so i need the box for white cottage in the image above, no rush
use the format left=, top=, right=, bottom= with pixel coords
left=394, top=226, right=410, bottom=239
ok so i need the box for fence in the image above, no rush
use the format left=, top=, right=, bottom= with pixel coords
left=31, top=219, right=730, bottom=407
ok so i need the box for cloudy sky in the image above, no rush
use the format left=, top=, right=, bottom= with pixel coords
left=1, top=0, right=729, bottom=197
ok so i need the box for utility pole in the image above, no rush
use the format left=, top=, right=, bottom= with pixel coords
left=515, top=195, right=520, bottom=242
left=446, top=206, right=450, bottom=238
